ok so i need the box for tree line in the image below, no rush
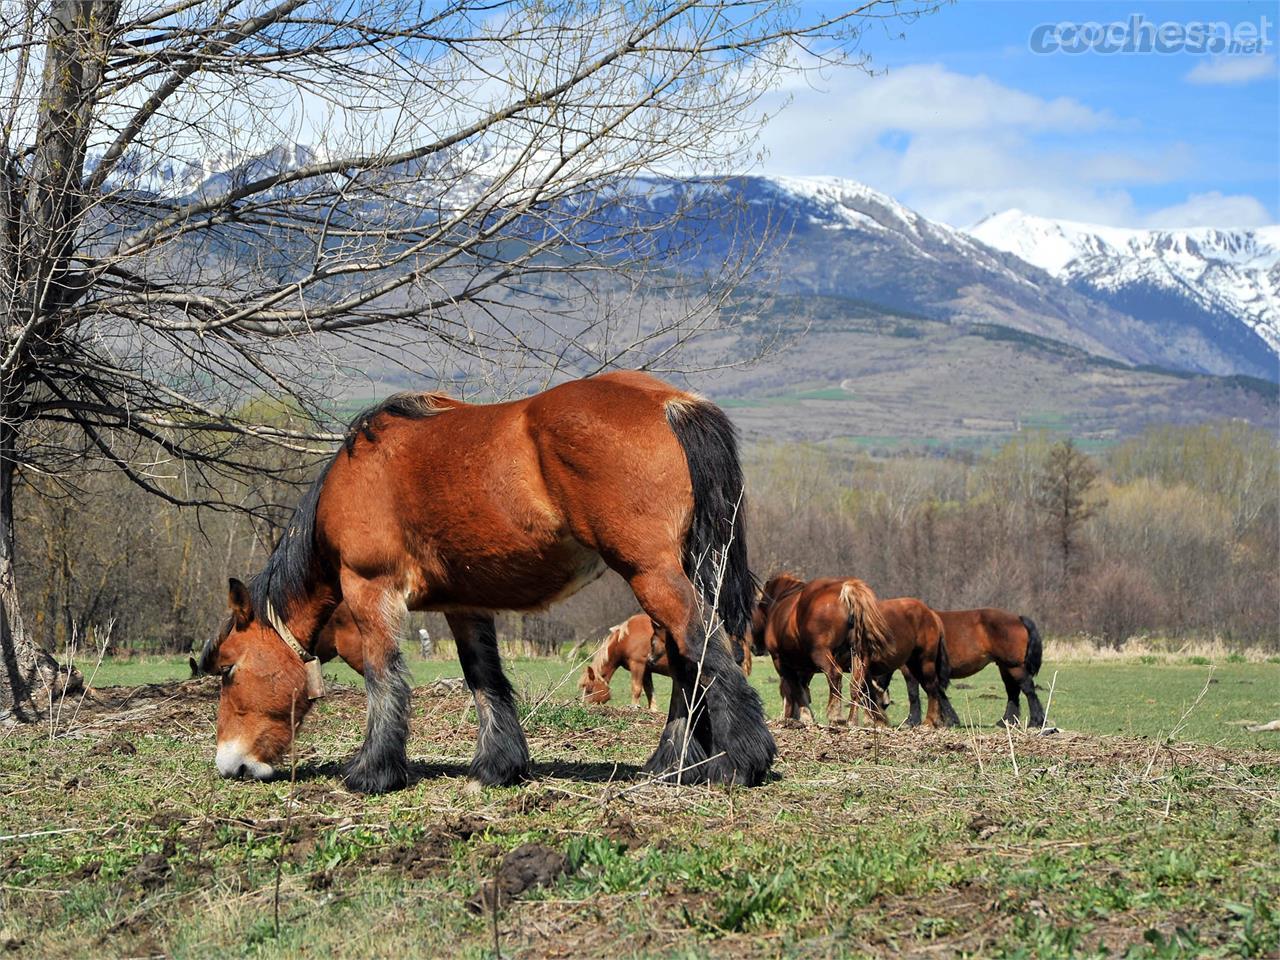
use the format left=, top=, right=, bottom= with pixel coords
left=14, top=419, right=1277, bottom=657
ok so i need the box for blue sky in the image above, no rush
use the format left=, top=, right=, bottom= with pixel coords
left=753, top=1, right=1278, bottom=228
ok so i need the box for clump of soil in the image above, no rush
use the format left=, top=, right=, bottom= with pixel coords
left=128, top=852, right=170, bottom=889
left=88, top=736, right=137, bottom=757
left=370, top=815, right=489, bottom=880
left=466, top=843, right=569, bottom=914
left=600, top=813, right=645, bottom=851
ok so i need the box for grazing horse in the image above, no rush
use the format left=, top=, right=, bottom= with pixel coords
left=198, top=371, right=774, bottom=792
left=580, top=611, right=754, bottom=709
left=579, top=614, right=669, bottom=710
left=878, top=609, right=1044, bottom=728
left=869, top=598, right=960, bottom=728
left=751, top=574, right=890, bottom=726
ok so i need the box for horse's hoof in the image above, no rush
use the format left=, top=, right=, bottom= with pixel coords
left=343, top=760, right=408, bottom=795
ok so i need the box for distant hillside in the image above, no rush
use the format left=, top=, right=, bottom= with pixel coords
left=685, top=294, right=1277, bottom=449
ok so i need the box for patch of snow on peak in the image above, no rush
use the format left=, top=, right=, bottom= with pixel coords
left=968, top=210, right=1280, bottom=354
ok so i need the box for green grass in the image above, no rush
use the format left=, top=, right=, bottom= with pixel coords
left=3, top=657, right=1276, bottom=958
left=92, top=653, right=1280, bottom=752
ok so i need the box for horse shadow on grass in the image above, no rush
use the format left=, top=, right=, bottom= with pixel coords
left=289, top=757, right=643, bottom=789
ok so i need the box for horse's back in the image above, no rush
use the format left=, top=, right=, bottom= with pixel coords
left=880, top=597, right=941, bottom=648
left=523, top=376, right=701, bottom=553
left=315, top=373, right=702, bottom=609
left=937, top=607, right=1028, bottom=673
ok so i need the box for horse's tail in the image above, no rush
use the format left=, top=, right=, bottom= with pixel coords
left=935, top=628, right=952, bottom=690
left=839, top=580, right=890, bottom=661
left=666, top=397, right=753, bottom=643
left=1020, top=616, right=1043, bottom=677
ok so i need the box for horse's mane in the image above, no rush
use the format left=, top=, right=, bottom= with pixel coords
left=590, top=621, right=628, bottom=673
left=248, top=391, right=456, bottom=623
left=761, top=572, right=806, bottom=606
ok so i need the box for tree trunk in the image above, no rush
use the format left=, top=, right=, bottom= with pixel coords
left=0, top=428, right=81, bottom=721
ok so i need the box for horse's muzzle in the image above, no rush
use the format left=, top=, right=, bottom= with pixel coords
left=215, top=740, right=275, bottom=780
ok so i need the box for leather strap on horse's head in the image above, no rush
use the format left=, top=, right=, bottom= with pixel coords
left=266, top=600, right=325, bottom=700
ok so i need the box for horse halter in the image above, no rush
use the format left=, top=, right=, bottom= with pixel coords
left=265, top=600, right=325, bottom=700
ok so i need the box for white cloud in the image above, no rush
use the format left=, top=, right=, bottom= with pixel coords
left=751, top=62, right=1271, bottom=229
left=1143, top=191, right=1274, bottom=229
left=757, top=64, right=1187, bottom=229
left=1185, top=55, right=1277, bottom=86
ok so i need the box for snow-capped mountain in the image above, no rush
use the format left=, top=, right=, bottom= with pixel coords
left=970, top=210, right=1280, bottom=372
left=640, top=174, right=1277, bottom=376
left=89, top=140, right=1280, bottom=380
left=645, top=175, right=1276, bottom=379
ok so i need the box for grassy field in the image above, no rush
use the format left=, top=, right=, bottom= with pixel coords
left=86, top=651, right=1280, bottom=752
left=2, top=655, right=1277, bottom=958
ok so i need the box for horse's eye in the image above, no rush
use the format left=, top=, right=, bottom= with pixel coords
left=219, top=663, right=237, bottom=683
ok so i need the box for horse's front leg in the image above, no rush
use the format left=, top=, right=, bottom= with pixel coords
left=447, top=612, right=529, bottom=786
left=847, top=654, right=867, bottom=727
left=340, top=576, right=412, bottom=794
left=823, top=661, right=846, bottom=727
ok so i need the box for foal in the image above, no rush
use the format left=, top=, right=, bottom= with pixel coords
left=751, top=574, right=891, bottom=726
left=579, top=614, right=669, bottom=710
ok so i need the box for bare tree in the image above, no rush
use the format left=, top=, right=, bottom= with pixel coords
left=1037, top=439, right=1103, bottom=577
left=0, top=0, right=935, bottom=716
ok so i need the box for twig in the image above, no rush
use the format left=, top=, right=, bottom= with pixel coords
left=1167, top=668, right=1215, bottom=743
left=1039, top=670, right=1058, bottom=732
left=490, top=854, right=502, bottom=959
left=273, top=695, right=299, bottom=938
left=0, top=825, right=112, bottom=843
left=1005, top=721, right=1020, bottom=778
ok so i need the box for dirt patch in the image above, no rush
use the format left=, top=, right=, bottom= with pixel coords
left=466, top=843, right=569, bottom=914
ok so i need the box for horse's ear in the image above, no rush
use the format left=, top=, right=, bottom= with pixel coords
left=585, top=665, right=595, bottom=681
left=228, top=578, right=253, bottom=630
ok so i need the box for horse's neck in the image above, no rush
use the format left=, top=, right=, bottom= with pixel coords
left=286, top=585, right=341, bottom=653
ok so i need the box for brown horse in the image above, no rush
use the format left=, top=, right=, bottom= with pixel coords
left=198, top=371, right=774, bottom=792
left=869, top=597, right=960, bottom=727
left=878, top=608, right=1044, bottom=727
left=579, top=614, right=669, bottom=710
left=750, top=574, right=890, bottom=726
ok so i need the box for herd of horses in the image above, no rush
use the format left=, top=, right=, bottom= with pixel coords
left=198, top=371, right=1043, bottom=795
left=580, top=577, right=1045, bottom=730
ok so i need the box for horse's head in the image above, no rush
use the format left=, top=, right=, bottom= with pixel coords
left=751, top=573, right=802, bottom=654
left=579, top=665, right=611, bottom=704
left=198, top=579, right=315, bottom=780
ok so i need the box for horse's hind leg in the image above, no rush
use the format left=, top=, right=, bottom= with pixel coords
left=997, top=666, right=1023, bottom=727
left=447, top=612, right=529, bottom=786
left=1020, top=671, right=1046, bottom=728
left=642, top=670, right=656, bottom=712
left=903, top=669, right=924, bottom=726
left=630, top=566, right=773, bottom=785
left=909, top=652, right=958, bottom=728
left=340, top=576, right=412, bottom=794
